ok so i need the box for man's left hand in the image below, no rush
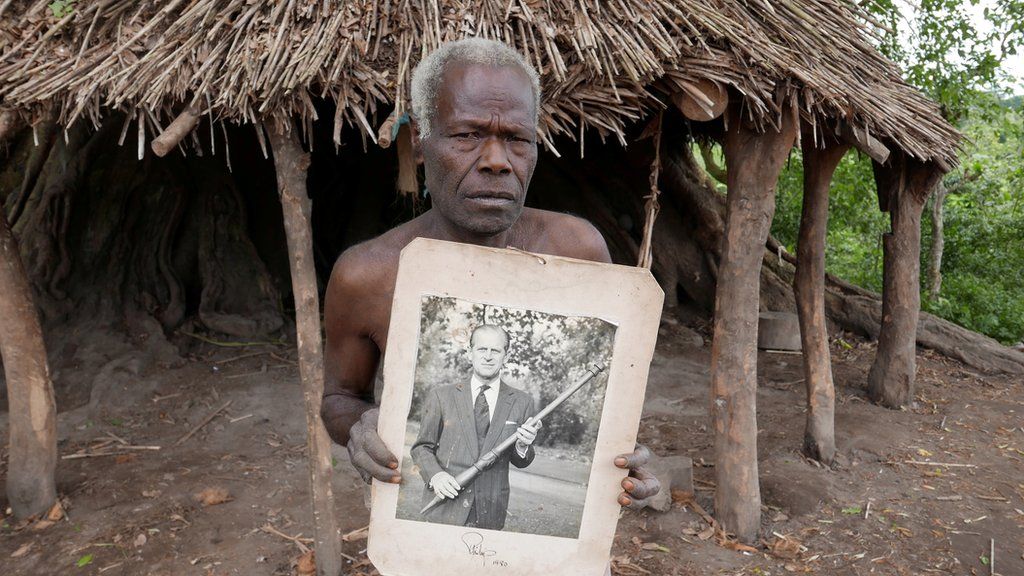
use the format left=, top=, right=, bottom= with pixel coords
left=614, top=444, right=660, bottom=510
left=515, top=419, right=542, bottom=452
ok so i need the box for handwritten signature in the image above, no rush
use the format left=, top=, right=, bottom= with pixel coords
left=462, top=532, right=507, bottom=567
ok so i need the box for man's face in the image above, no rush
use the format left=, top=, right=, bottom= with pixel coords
left=416, top=63, right=538, bottom=236
left=470, top=329, right=508, bottom=381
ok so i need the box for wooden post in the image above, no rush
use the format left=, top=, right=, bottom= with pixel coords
left=712, top=103, right=797, bottom=543
left=794, top=139, right=849, bottom=464
left=0, top=200, right=58, bottom=518
left=267, top=122, right=343, bottom=576
left=868, top=154, right=942, bottom=408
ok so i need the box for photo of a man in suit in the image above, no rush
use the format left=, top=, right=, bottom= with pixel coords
left=410, top=324, right=542, bottom=530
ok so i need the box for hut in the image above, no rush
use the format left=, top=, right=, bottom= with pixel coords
left=6, top=1, right=1015, bottom=572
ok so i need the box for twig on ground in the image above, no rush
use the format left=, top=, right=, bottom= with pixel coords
left=152, top=392, right=182, bottom=403
left=989, top=538, right=994, bottom=576
left=342, top=526, right=369, bottom=542
left=214, top=351, right=270, bottom=364
left=62, top=446, right=161, bottom=459
left=904, top=460, right=977, bottom=468
left=174, top=401, right=232, bottom=446
left=180, top=331, right=284, bottom=348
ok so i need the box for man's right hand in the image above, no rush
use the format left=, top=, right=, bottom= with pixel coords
left=347, top=408, right=401, bottom=484
left=429, top=471, right=462, bottom=499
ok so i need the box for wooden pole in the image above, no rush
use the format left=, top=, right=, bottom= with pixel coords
left=0, top=197, right=58, bottom=518
left=150, top=106, right=200, bottom=157
left=267, top=121, right=343, bottom=576
left=712, top=102, right=797, bottom=543
left=868, top=155, right=942, bottom=408
left=795, top=140, right=849, bottom=464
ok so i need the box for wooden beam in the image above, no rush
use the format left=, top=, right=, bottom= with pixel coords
left=712, top=102, right=798, bottom=543
left=795, top=141, right=849, bottom=465
left=671, top=79, right=728, bottom=122
left=267, top=122, right=343, bottom=576
left=838, top=122, right=890, bottom=165
left=150, top=106, right=200, bottom=157
left=0, top=199, right=58, bottom=518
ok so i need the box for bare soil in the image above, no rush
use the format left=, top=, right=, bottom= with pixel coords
left=2, top=316, right=1022, bottom=576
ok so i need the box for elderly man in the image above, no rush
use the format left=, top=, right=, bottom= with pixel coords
left=411, top=324, right=541, bottom=530
left=320, top=38, right=658, bottom=528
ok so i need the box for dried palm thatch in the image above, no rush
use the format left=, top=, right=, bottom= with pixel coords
left=0, top=0, right=959, bottom=165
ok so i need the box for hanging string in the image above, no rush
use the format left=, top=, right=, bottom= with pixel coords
left=637, top=111, right=663, bottom=269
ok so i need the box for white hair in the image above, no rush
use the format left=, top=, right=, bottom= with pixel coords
left=410, top=38, right=541, bottom=139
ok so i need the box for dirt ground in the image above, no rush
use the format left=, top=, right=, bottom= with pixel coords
left=1, top=314, right=1022, bottom=576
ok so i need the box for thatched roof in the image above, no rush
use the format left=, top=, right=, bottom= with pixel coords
left=0, top=0, right=959, bottom=166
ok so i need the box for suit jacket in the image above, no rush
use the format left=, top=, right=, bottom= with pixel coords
left=411, top=378, right=536, bottom=530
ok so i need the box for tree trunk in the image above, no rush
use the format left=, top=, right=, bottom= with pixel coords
left=712, top=105, right=797, bottom=543
left=795, top=142, right=849, bottom=465
left=927, top=180, right=946, bottom=302
left=868, top=156, right=942, bottom=408
left=268, top=123, right=343, bottom=576
left=0, top=208, right=58, bottom=518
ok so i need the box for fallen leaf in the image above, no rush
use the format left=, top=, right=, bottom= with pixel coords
left=640, top=542, right=670, bottom=553
left=917, top=448, right=933, bottom=457
left=769, top=536, right=802, bottom=559
left=45, top=502, right=64, bottom=521
left=195, top=487, right=233, bottom=507
left=76, top=554, right=93, bottom=568
left=134, top=533, right=147, bottom=547
left=295, top=551, right=316, bottom=575
left=670, top=489, right=694, bottom=503
left=697, top=526, right=715, bottom=541
left=722, top=541, right=759, bottom=554
left=10, top=542, right=33, bottom=558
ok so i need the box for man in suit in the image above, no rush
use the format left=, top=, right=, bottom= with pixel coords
left=411, top=324, right=542, bottom=530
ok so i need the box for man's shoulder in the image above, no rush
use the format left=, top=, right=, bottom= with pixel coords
left=518, top=208, right=611, bottom=264
left=328, top=219, right=427, bottom=290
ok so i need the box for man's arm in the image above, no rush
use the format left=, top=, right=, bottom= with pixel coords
left=321, top=248, right=380, bottom=445
left=409, top=389, right=446, bottom=483
left=320, top=248, right=399, bottom=483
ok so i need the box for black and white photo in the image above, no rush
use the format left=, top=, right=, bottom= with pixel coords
left=395, top=296, right=615, bottom=538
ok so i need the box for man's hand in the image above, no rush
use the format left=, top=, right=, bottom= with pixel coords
left=515, top=419, right=542, bottom=452
left=346, top=408, right=400, bottom=484
left=429, top=471, right=462, bottom=499
left=614, top=444, right=660, bottom=510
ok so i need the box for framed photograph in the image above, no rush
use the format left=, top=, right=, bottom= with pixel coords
left=369, top=238, right=663, bottom=576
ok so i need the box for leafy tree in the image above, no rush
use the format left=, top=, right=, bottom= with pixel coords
left=771, top=1, right=1024, bottom=344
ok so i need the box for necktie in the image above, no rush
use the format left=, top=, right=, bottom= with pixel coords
left=474, top=384, right=491, bottom=449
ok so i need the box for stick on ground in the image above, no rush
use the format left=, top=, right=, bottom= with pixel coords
left=174, top=401, right=232, bottom=446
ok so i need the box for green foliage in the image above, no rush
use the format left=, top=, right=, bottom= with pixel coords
left=772, top=150, right=889, bottom=293
left=771, top=103, right=1024, bottom=344
left=409, top=295, right=616, bottom=456
left=48, top=0, right=75, bottom=19
left=923, top=105, right=1024, bottom=342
